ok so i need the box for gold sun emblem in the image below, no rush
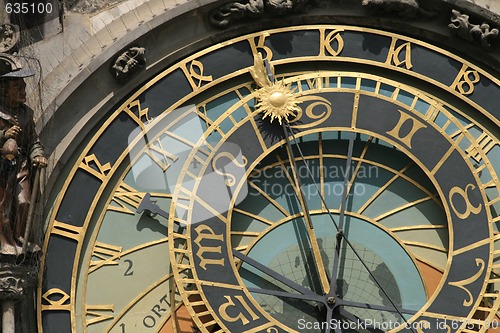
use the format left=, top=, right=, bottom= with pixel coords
left=249, top=53, right=302, bottom=124
left=255, top=81, right=302, bottom=124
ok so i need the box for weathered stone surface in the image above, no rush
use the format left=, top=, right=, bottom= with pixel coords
left=209, top=0, right=311, bottom=28
left=0, top=257, right=39, bottom=301
left=111, top=46, right=146, bottom=81
left=362, top=0, right=435, bottom=18
left=0, top=24, right=19, bottom=53
left=66, top=0, right=127, bottom=13
left=449, top=9, right=499, bottom=49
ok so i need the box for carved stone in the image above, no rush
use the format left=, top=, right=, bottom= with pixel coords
left=448, top=9, right=499, bottom=50
left=361, top=0, right=434, bottom=18
left=111, top=46, right=146, bottom=82
left=0, top=260, right=38, bottom=301
left=209, top=0, right=310, bottom=28
left=0, top=24, right=19, bottom=54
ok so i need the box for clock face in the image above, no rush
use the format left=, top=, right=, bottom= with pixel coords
left=39, top=26, right=499, bottom=333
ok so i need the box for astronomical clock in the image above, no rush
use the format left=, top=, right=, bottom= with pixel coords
left=38, top=25, right=500, bottom=333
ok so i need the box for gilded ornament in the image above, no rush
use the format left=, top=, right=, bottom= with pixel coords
left=255, top=81, right=301, bottom=124
left=250, top=53, right=301, bottom=124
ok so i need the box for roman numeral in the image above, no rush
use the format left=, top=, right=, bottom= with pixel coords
left=89, top=242, right=123, bottom=273
left=145, top=138, right=179, bottom=172
left=465, top=132, right=496, bottom=163
left=85, top=304, right=115, bottom=326
left=51, top=221, right=84, bottom=243
left=79, top=154, right=112, bottom=182
left=108, top=182, right=145, bottom=215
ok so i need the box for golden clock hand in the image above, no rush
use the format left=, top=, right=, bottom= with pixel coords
left=329, top=132, right=355, bottom=295
left=233, top=250, right=324, bottom=301
left=285, top=129, right=418, bottom=333
left=256, top=55, right=331, bottom=295
left=282, top=122, right=331, bottom=295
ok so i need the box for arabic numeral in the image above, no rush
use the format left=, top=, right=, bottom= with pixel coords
left=40, top=2, right=53, bottom=13
left=5, top=2, right=53, bottom=14
left=120, top=323, right=125, bottom=332
left=124, top=259, right=134, bottom=276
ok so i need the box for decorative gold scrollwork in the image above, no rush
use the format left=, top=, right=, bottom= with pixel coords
left=41, top=288, right=71, bottom=311
left=193, top=224, right=225, bottom=270
left=212, top=152, right=248, bottom=187
left=450, top=64, right=480, bottom=95
left=218, top=295, right=260, bottom=325
left=319, top=29, right=345, bottom=57
left=448, top=258, right=485, bottom=306
left=289, top=95, right=332, bottom=129
left=449, top=184, right=482, bottom=219
left=182, top=60, right=213, bottom=91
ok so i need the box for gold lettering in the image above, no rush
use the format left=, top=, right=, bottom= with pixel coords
left=305, top=77, right=329, bottom=91
left=218, top=295, right=259, bottom=325
left=386, top=110, right=427, bottom=148
left=248, top=34, right=273, bottom=61
left=319, top=29, right=344, bottom=57
left=450, top=64, right=480, bottom=95
left=41, top=288, right=71, bottom=311
left=181, top=59, right=213, bottom=91
left=290, top=95, right=332, bottom=130
left=386, top=38, right=412, bottom=70
left=449, top=184, right=482, bottom=219
left=108, top=183, right=145, bottom=214
left=145, top=138, right=179, bottom=172
left=123, top=100, right=150, bottom=130
left=465, top=132, right=496, bottom=163
left=212, top=152, right=247, bottom=187
left=89, top=242, right=123, bottom=273
left=424, top=105, right=440, bottom=122
left=51, top=221, right=84, bottom=242
left=79, top=154, right=112, bottom=181
left=194, top=224, right=225, bottom=270
left=85, top=304, right=115, bottom=326
left=448, top=258, right=485, bottom=306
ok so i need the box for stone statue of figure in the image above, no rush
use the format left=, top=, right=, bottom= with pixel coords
left=0, top=67, right=47, bottom=254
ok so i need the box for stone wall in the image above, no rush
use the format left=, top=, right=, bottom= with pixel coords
left=66, top=0, right=127, bottom=13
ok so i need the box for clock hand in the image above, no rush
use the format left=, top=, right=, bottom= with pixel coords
left=258, top=58, right=415, bottom=330
left=330, top=132, right=355, bottom=296
left=284, top=129, right=418, bottom=333
left=282, top=122, right=331, bottom=295
left=246, top=287, right=324, bottom=303
left=259, top=56, right=331, bottom=295
left=324, top=305, right=341, bottom=333
left=233, top=250, right=324, bottom=303
left=137, top=193, right=169, bottom=218
left=137, top=193, right=185, bottom=228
